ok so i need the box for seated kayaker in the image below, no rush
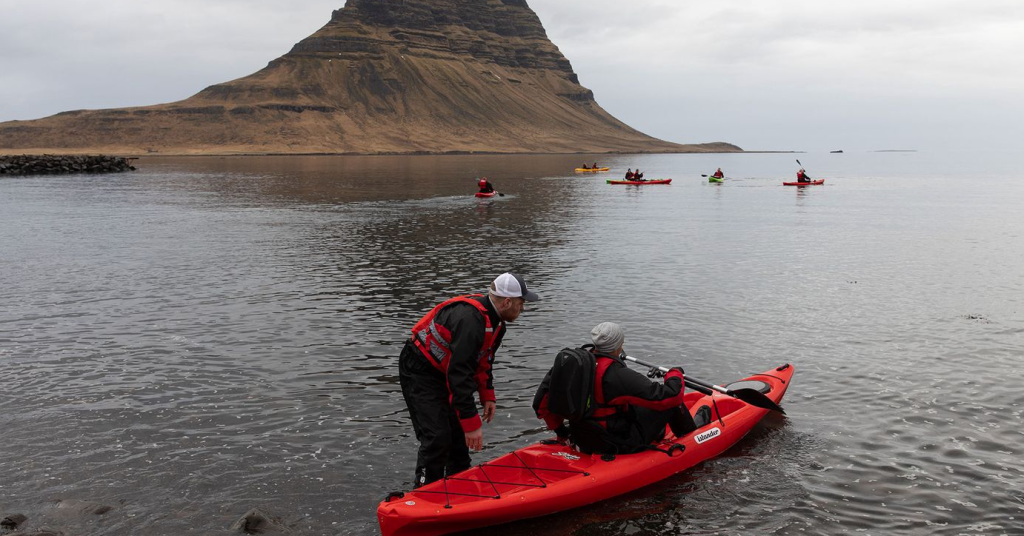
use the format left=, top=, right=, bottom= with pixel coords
left=592, top=162, right=598, bottom=169
left=713, top=168, right=724, bottom=179
left=796, top=168, right=812, bottom=183
left=478, top=177, right=495, bottom=193
left=625, top=169, right=634, bottom=180
left=533, top=322, right=711, bottom=455
left=580, top=163, right=589, bottom=169
left=634, top=170, right=644, bottom=181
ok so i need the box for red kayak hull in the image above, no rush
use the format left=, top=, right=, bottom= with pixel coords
left=782, top=180, right=824, bottom=186
left=606, top=179, right=672, bottom=185
left=475, top=191, right=496, bottom=198
left=377, top=364, right=794, bottom=536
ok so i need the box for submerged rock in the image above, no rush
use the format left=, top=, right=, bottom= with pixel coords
left=0, top=500, right=114, bottom=536
left=53, top=499, right=113, bottom=516
left=230, top=508, right=291, bottom=534
left=1, top=513, right=28, bottom=529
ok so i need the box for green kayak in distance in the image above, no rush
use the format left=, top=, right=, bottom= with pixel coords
left=708, top=176, right=724, bottom=183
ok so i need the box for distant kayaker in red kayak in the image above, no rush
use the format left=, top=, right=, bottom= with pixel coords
left=478, top=177, right=494, bottom=193
left=713, top=168, right=724, bottom=179
left=633, top=170, right=644, bottom=181
left=399, top=273, right=539, bottom=487
left=796, top=168, right=812, bottom=183
left=625, top=168, right=634, bottom=180
left=533, top=322, right=710, bottom=455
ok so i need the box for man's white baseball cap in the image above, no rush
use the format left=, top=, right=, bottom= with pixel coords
left=491, top=273, right=539, bottom=302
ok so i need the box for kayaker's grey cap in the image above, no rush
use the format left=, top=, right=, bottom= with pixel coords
left=591, top=322, right=625, bottom=354
left=491, top=272, right=539, bottom=302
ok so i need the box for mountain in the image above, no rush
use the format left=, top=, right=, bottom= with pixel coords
left=0, top=0, right=740, bottom=155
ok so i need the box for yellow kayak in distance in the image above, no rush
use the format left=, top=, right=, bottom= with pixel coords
left=574, top=167, right=610, bottom=172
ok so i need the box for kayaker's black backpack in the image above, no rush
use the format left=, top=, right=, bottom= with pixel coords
left=544, top=346, right=597, bottom=422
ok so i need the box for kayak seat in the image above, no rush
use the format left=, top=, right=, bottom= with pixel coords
left=693, top=405, right=712, bottom=429
left=724, top=380, right=771, bottom=394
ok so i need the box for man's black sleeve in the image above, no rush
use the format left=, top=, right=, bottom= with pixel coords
left=437, top=304, right=487, bottom=430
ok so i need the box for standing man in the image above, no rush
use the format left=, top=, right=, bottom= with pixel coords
left=399, top=273, right=540, bottom=487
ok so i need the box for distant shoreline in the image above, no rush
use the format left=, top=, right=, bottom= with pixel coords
left=0, top=149, right=807, bottom=158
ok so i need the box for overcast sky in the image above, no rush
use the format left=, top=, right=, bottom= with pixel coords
left=2, top=0, right=1022, bottom=152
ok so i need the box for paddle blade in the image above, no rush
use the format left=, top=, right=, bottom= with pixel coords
left=728, top=388, right=786, bottom=414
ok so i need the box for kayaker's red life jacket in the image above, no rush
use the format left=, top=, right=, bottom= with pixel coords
left=590, top=353, right=687, bottom=427
left=410, top=295, right=503, bottom=403
left=797, top=170, right=807, bottom=181
left=590, top=355, right=624, bottom=427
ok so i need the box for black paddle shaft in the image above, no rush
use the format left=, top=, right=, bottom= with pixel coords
left=623, top=355, right=785, bottom=414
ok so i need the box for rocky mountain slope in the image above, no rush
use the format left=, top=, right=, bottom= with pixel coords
left=0, top=0, right=740, bottom=155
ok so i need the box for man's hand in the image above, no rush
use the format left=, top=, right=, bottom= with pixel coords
left=465, top=428, right=484, bottom=451
left=482, top=401, right=496, bottom=423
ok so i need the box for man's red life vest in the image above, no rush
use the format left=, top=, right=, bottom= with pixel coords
left=410, top=294, right=503, bottom=403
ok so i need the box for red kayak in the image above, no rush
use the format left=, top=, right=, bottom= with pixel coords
left=377, top=364, right=794, bottom=536
left=783, top=180, right=824, bottom=186
left=606, top=178, right=672, bottom=185
left=475, top=191, right=496, bottom=198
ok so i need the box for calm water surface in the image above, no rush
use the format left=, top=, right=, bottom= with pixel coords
left=1, top=152, right=1022, bottom=535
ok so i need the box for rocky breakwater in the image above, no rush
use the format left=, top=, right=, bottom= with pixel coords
left=0, top=154, right=136, bottom=176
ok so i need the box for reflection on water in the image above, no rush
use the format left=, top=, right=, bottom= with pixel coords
left=1, top=153, right=1023, bottom=535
